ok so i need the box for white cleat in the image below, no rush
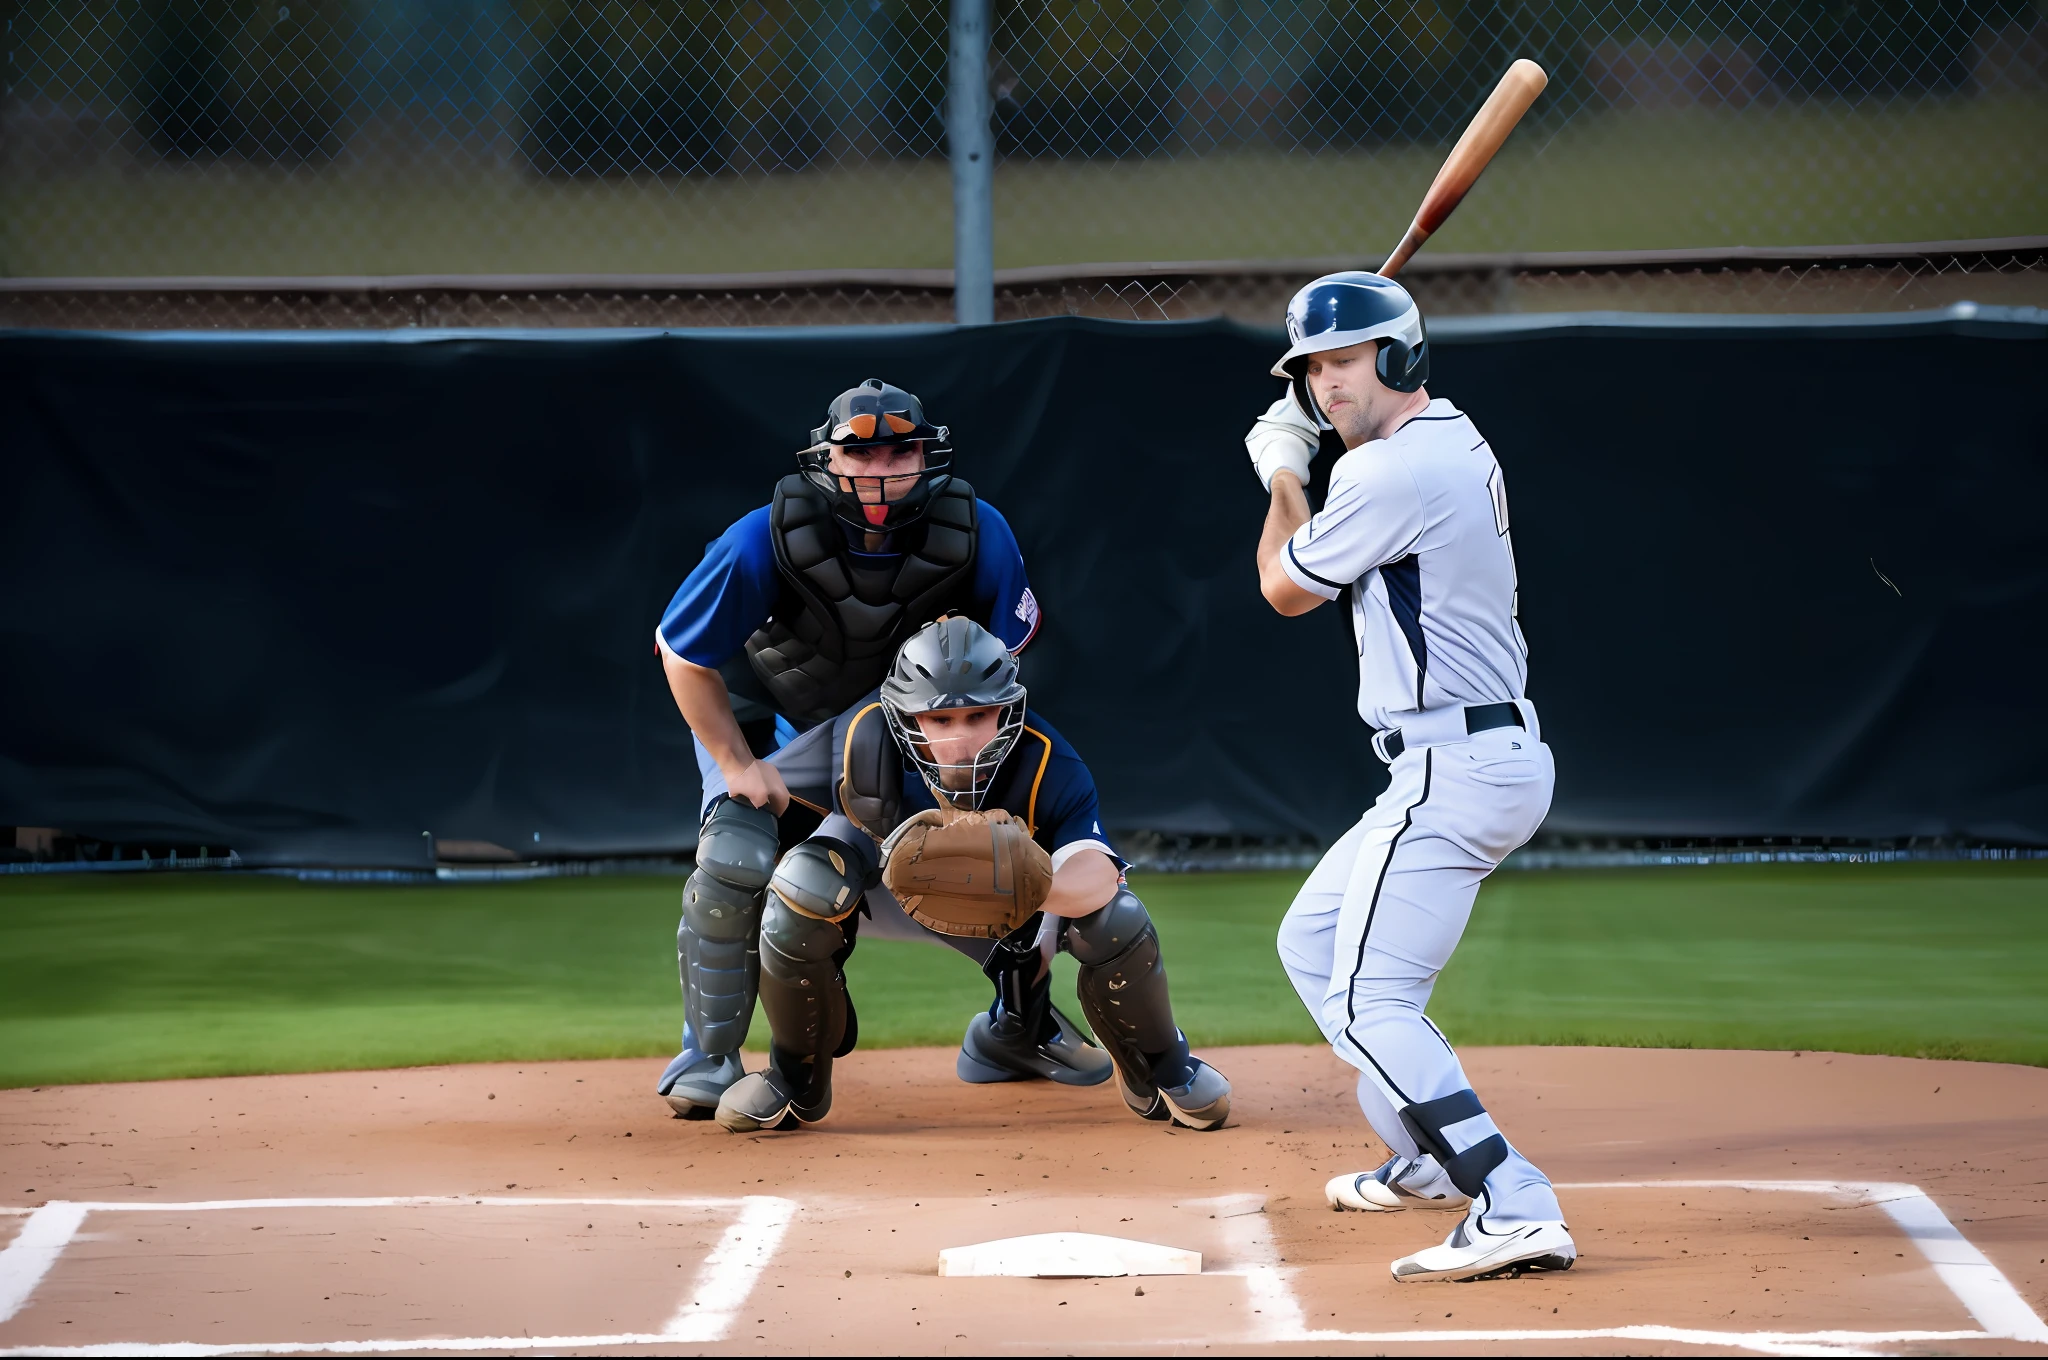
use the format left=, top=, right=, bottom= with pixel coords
left=1391, top=1215, right=1576, bottom=1283
left=1326, top=1154, right=1471, bottom=1212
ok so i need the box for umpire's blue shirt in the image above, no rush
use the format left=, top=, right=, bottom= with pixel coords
left=655, top=501, right=1041, bottom=679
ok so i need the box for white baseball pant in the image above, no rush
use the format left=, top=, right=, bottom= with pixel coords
left=1276, top=723, right=1562, bottom=1226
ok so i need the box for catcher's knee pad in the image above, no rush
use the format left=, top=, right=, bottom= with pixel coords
left=1398, top=1088, right=1508, bottom=1200
left=759, top=896, right=850, bottom=1062
left=1069, top=889, right=1179, bottom=1059
left=697, top=796, right=780, bottom=889
left=769, top=836, right=870, bottom=923
left=678, top=797, right=780, bottom=1055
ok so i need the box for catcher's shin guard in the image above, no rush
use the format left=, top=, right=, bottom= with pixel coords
left=1069, top=890, right=1231, bottom=1130
left=1398, top=1089, right=1510, bottom=1201
left=749, top=892, right=851, bottom=1127
left=678, top=797, right=779, bottom=1057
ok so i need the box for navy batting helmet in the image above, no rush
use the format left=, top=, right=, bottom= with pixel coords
left=1271, top=272, right=1429, bottom=395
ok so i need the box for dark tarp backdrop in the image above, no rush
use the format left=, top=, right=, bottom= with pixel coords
left=2, top=308, right=2044, bottom=865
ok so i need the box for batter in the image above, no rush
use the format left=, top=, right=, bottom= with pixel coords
left=1247, top=271, right=1574, bottom=1283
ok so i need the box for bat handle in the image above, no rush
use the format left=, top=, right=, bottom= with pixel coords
left=1381, top=226, right=1428, bottom=280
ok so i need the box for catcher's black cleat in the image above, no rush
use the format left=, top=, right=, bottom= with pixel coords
left=715, top=1049, right=832, bottom=1133
left=957, top=1002, right=1112, bottom=1086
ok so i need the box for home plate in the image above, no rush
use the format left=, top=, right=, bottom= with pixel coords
left=938, top=1232, right=1201, bottom=1278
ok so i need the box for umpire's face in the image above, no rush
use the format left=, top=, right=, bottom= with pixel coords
left=1307, top=340, right=1392, bottom=448
left=912, top=705, right=1002, bottom=791
left=827, top=440, right=927, bottom=506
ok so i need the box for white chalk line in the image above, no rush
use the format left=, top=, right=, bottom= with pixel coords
left=1201, top=1178, right=2048, bottom=1357
left=662, top=1194, right=795, bottom=1343
left=0, top=1194, right=795, bottom=1357
left=0, top=1204, right=86, bottom=1328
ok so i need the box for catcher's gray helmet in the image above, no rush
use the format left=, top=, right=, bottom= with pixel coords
left=1271, top=271, right=1429, bottom=394
left=879, top=616, right=1026, bottom=810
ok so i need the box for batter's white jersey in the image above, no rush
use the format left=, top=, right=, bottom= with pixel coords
left=1277, top=398, right=1528, bottom=730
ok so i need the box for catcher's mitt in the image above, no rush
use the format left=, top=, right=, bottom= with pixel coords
left=881, top=806, right=1053, bottom=939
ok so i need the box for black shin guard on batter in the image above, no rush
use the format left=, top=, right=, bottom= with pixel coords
left=1069, top=890, right=1192, bottom=1092
left=1399, top=1089, right=1509, bottom=1200
left=758, top=897, right=851, bottom=1102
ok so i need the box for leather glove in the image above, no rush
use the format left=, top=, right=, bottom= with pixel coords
left=881, top=806, right=1053, bottom=939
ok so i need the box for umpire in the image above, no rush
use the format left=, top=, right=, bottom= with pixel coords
left=653, top=378, right=1096, bottom=1117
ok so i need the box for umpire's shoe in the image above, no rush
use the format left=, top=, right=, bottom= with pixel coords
left=1113, top=1033, right=1231, bottom=1132
left=1390, top=1212, right=1576, bottom=1283
left=657, top=1051, right=745, bottom=1121
left=957, top=1003, right=1113, bottom=1086
left=715, top=1050, right=832, bottom=1133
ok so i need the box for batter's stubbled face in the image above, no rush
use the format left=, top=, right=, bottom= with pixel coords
left=912, top=704, right=1001, bottom=791
left=829, top=441, right=925, bottom=525
left=1306, top=340, right=1385, bottom=446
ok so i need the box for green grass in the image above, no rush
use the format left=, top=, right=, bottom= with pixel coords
left=4, top=97, right=2043, bottom=277
left=0, top=861, right=2043, bottom=1087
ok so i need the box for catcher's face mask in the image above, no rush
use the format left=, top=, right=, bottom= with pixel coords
left=880, top=615, right=1027, bottom=810
left=885, top=698, right=1025, bottom=811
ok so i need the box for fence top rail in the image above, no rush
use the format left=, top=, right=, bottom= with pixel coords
left=7, top=239, right=2044, bottom=297
left=6, top=302, right=2044, bottom=345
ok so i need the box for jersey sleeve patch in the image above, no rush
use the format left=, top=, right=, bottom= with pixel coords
left=972, top=501, right=1041, bottom=651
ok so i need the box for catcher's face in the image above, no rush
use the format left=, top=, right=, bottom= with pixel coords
left=827, top=441, right=926, bottom=505
left=911, top=704, right=1002, bottom=791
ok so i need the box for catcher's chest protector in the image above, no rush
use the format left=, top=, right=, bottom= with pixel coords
left=745, top=474, right=980, bottom=726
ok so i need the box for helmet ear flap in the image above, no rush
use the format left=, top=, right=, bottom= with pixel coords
left=1376, top=338, right=1429, bottom=394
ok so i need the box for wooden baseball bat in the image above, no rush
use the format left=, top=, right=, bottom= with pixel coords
left=1381, top=59, right=1548, bottom=279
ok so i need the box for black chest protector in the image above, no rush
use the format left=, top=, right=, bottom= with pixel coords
left=744, top=474, right=981, bottom=726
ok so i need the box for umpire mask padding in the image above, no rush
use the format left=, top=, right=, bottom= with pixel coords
left=880, top=617, right=1026, bottom=811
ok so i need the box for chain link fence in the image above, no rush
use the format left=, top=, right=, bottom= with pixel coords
left=5, top=239, right=2044, bottom=327
left=4, top=0, right=2046, bottom=297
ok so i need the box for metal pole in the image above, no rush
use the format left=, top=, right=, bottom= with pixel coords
left=947, top=0, right=994, bottom=325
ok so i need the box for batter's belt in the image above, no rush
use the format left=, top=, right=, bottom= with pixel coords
left=1372, top=700, right=1537, bottom=764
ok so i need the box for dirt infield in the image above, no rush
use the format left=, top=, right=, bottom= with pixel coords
left=3, top=1043, right=2045, bottom=1356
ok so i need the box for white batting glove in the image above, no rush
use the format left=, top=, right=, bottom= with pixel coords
left=1246, top=390, right=1319, bottom=492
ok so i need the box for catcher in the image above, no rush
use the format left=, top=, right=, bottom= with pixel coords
left=713, top=616, right=1233, bottom=1134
